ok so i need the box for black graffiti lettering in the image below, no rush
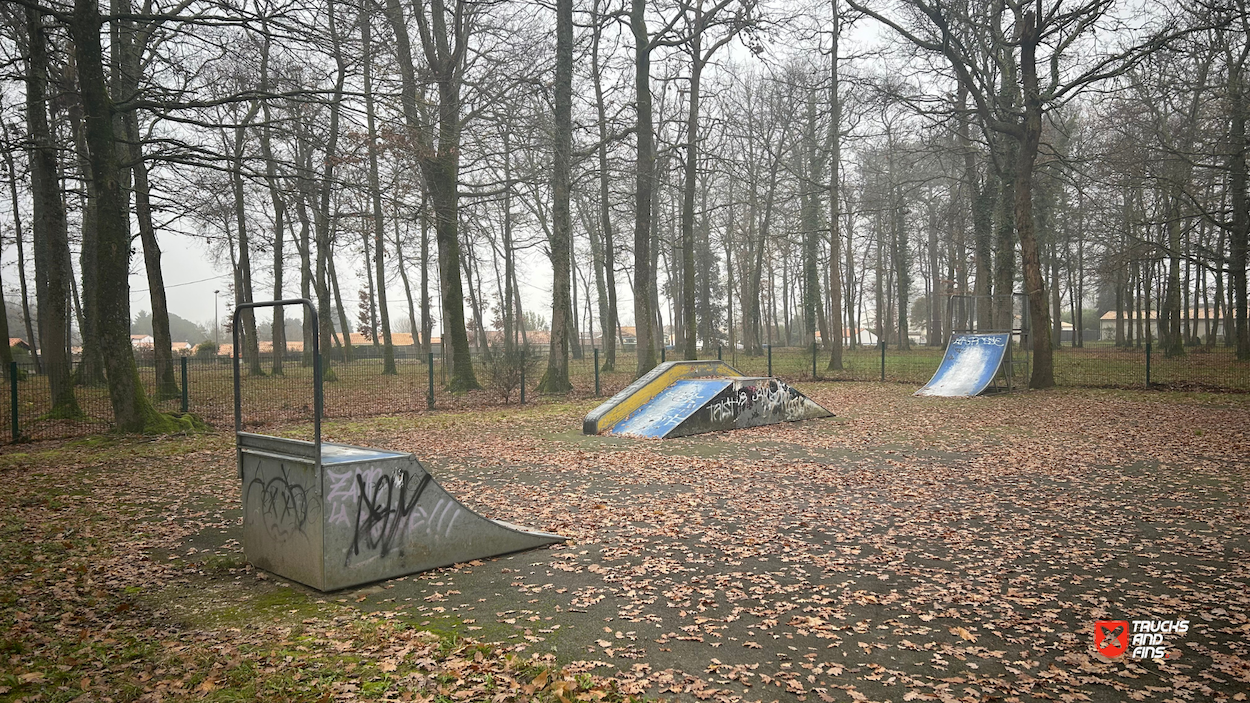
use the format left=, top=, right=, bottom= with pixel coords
left=247, top=464, right=309, bottom=540
left=348, top=469, right=432, bottom=565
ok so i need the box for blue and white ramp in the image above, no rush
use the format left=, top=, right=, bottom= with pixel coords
left=611, top=378, right=733, bottom=438
left=915, top=333, right=1010, bottom=397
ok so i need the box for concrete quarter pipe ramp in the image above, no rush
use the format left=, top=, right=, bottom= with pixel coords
left=583, top=360, right=833, bottom=438
left=915, top=333, right=1011, bottom=397
left=234, top=299, right=564, bottom=591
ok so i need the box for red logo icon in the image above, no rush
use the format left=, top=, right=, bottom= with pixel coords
left=1094, top=620, right=1129, bottom=658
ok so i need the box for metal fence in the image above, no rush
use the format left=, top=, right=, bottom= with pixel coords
left=1, top=341, right=1247, bottom=442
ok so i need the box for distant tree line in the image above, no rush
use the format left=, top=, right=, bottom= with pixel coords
left=0, top=0, right=1245, bottom=429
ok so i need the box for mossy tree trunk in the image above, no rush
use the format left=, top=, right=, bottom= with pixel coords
left=69, top=0, right=164, bottom=431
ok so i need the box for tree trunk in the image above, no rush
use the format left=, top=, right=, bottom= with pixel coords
left=131, top=135, right=181, bottom=398
left=112, top=0, right=179, bottom=398
left=0, top=235, right=11, bottom=368
left=393, top=206, right=420, bottom=352
left=231, top=114, right=264, bottom=376
left=591, top=1, right=618, bottom=372
left=1229, top=46, right=1250, bottom=359
left=328, top=250, right=354, bottom=361
left=71, top=0, right=185, bottom=430
left=65, top=84, right=105, bottom=385
left=801, top=93, right=822, bottom=354
left=1162, top=189, right=1184, bottom=357
left=258, top=28, right=286, bottom=375
left=27, top=7, right=80, bottom=418
left=380, top=0, right=478, bottom=390
left=679, top=8, right=703, bottom=361
left=295, top=188, right=315, bottom=367
left=502, top=133, right=516, bottom=351
left=892, top=179, right=910, bottom=351
left=1015, top=11, right=1054, bottom=388
left=314, top=0, right=348, bottom=377
left=993, top=140, right=1017, bottom=330
left=928, top=194, right=941, bottom=346
left=2, top=126, right=40, bottom=373
left=827, top=1, right=844, bottom=369
left=539, top=0, right=574, bottom=392
left=362, top=13, right=396, bottom=374
left=631, top=0, right=657, bottom=375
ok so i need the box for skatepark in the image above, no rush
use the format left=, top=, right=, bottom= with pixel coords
left=6, top=377, right=1246, bottom=702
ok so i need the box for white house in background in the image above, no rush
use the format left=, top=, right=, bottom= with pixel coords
left=130, top=334, right=154, bottom=348
left=1099, top=308, right=1226, bottom=342
left=844, top=328, right=878, bottom=346
left=809, top=329, right=879, bottom=346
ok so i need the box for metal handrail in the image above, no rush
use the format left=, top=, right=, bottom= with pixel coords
left=232, top=299, right=322, bottom=465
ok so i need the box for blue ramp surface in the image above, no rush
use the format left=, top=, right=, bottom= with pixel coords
left=611, top=379, right=732, bottom=438
left=915, top=333, right=1010, bottom=397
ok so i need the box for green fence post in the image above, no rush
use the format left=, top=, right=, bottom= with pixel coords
left=880, top=340, right=886, bottom=382
left=661, top=346, right=666, bottom=363
left=9, top=362, right=18, bottom=442
left=767, top=345, right=773, bottom=377
left=520, top=353, right=526, bottom=404
left=427, top=352, right=435, bottom=409
left=812, top=341, right=818, bottom=379
left=594, top=348, right=600, bottom=396
left=180, top=357, right=189, bottom=413
left=1145, top=342, right=1152, bottom=387
left=717, top=345, right=722, bottom=361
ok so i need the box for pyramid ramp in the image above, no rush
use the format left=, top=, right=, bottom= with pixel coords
left=584, top=361, right=833, bottom=439
left=915, top=333, right=1011, bottom=397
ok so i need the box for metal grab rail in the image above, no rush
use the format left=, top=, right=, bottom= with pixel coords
left=232, top=299, right=322, bottom=464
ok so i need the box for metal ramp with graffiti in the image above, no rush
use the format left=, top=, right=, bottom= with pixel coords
left=583, top=360, right=833, bottom=439
left=234, top=300, right=563, bottom=592
left=914, top=333, right=1012, bottom=397
left=915, top=294, right=1031, bottom=398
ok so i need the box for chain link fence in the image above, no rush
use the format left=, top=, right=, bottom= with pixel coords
left=1, top=341, right=1246, bottom=442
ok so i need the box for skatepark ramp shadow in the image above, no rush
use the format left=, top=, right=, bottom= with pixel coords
left=583, top=360, right=833, bottom=439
